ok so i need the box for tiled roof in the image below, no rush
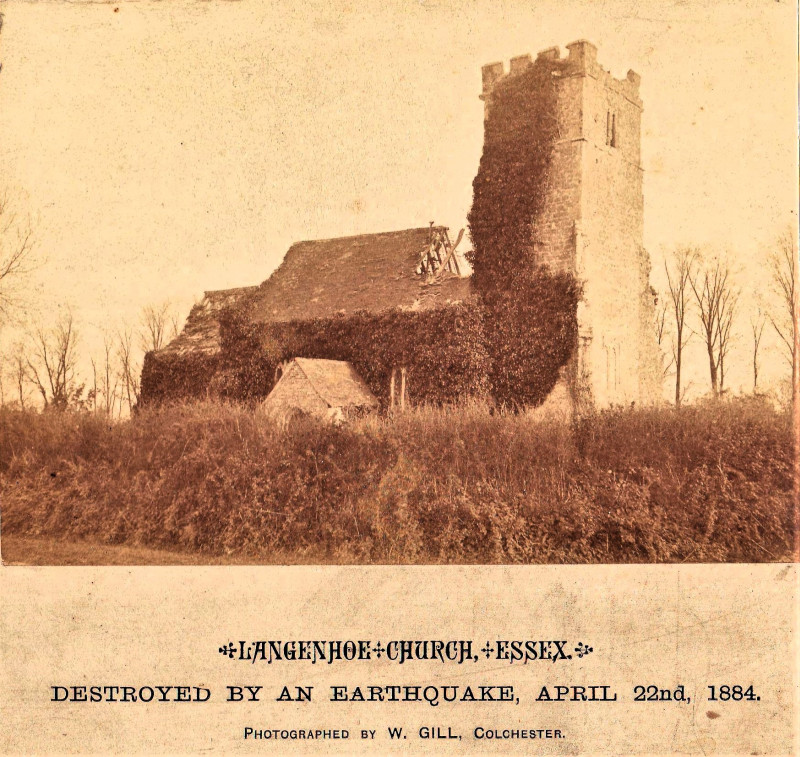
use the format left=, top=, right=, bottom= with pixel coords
left=156, top=226, right=473, bottom=359
left=292, top=358, right=379, bottom=409
left=247, top=226, right=473, bottom=322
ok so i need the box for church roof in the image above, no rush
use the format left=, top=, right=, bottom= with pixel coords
left=155, top=226, right=473, bottom=359
left=247, top=226, right=473, bottom=323
left=286, top=358, right=379, bottom=409
left=157, top=286, right=258, bottom=356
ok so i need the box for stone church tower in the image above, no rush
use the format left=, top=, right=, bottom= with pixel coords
left=480, top=40, right=661, bottom=409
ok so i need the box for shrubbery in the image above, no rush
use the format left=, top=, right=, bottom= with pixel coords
left=214, top=304, right=491, bottom=406
left=1, top=398, right=792, bottom=563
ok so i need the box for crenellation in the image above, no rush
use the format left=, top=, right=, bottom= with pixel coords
left=481, top=62, right=505, bottom=93
left=509, top=54, right=533, bottom=74
left=565, top=39, right=597, bottom=72
left=482, top=41, right=641, bottom=107
left=537, top=46, right=561, bottom=61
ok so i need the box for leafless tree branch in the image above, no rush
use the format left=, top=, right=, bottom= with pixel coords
left=689, top=255, right=739, bottom=398
left=0, top=192, right=40, bottom=324
left=23, top=312, right=83, bottom=409
left=665, top=247, right=697, bottom=406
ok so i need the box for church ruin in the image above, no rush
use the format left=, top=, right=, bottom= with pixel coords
left=141, top=40, right=660, bottom=412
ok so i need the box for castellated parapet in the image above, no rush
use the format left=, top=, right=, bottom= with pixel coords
left=479, top=40, right=660, bottom=410
left=481, top=41, right=641, bottom=109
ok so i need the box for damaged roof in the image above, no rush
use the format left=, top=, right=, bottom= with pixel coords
left=156, top=226, right=473, bottom=358
left=247, top=226, right=473, bottom=323
left=156, top=286, right=258, bottom=356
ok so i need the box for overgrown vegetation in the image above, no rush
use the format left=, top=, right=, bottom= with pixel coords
left=482, top=270, right=580, bottom=408
left=468, top=61, right=559, bottom=295
left=1, top=398, right=792, bottom=563
left=213, top=304, right=491, bottom=406
left=140, top=351, right=220, bottom=404
left=468, top=59, right=581, bottom=407
left=139, top=60, right=579, bottom=412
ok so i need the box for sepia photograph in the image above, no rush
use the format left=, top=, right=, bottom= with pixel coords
left=1, top=3, right=798, bottom=755
left=0, top=0, right=796, bottom=567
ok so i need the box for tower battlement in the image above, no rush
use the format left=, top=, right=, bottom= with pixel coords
left=481, top=40, right=641, bottom=106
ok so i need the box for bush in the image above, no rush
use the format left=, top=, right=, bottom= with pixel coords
left=215, top=303, right=491, bottom=407
left=0, top=397, right=793, bottom=563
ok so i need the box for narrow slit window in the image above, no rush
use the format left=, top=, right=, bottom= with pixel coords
left=611, top=113, right=617, bottom=147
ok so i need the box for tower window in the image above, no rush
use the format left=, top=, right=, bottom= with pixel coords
left=606, top=111, right=618, bottom=148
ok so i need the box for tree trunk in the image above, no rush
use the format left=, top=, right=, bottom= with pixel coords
left=706, top=341, right=718, bottom=397
left=792, top=319, right=799, bottom=561
left=753, top=345, right=758, bottom=393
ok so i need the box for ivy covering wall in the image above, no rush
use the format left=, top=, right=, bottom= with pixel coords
left=214, top=305, right=491, bottom=407
left=140, top=351, right=220, bottom=405
left=140, top=59, right=582, bottom=411
left=468, top=58, right=581, bottom=408
left=468, top=61, right=559, bottom=297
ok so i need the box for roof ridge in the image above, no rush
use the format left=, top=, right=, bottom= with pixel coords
left=290, top=225, right=445, bottom=246
left=295, top=357, right=343, bottom=365
left=291, top=358, right=331, bottom=408
left=202, top=284, right=259, bottom=297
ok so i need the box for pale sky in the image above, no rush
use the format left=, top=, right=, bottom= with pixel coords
left=0, top=0, right=797, bottom=398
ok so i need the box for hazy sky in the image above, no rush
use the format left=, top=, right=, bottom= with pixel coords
left=0, top=0, right=796, bottom=397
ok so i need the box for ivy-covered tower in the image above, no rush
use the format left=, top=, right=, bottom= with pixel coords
left=479, top=41, right=660, bottom=408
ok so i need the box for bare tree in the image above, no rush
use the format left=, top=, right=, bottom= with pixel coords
left=24, top=312, right=83, bottom=409
left=11, top=343, right=28, bottom=409
left=716, top=285, right=738, bottom=395
left=750, top=308, right=766, bottom=393
left=690, top=256, right=739, bottom=397
left=766, top=228, right=799, bottom=531
left=114, top=302, right=179, bottom=414
left=99, top=334, right=119, bottom=416
left=655, top=296, right=675, bottom=379
left=116, top=327, right=141, bottom=413
left=169, top=312, right=181, bottom=341
left=664, top=248, right=697, bottom=407
left=89, top=358, right=98, bottom=413
left=767, top=229, right=798, bottom=379
left=140, top=302, right=175, bottom=353
left=0, top=192, right=37, bottom=323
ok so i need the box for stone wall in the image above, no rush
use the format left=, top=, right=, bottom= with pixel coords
left=480, top=40, right=660, bottom=409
